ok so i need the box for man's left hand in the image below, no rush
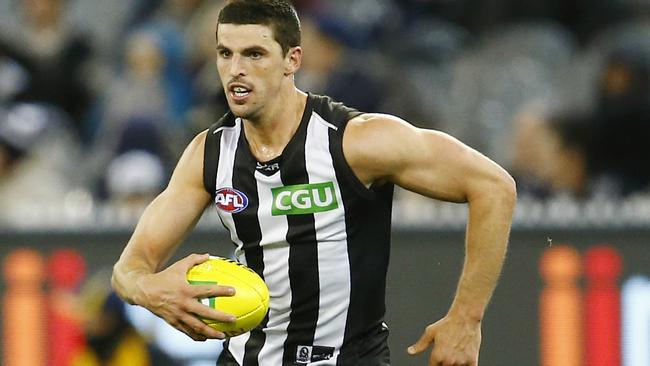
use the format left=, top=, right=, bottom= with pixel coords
left=407, top=314, right=481, bottom=366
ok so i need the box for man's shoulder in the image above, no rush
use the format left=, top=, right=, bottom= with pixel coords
left=343, top=113, right=417, bottom=161
left=308, top=96, right=404, bottom=134
left=344, top=113, right=405, bottom=135
left=309, top=93, right=363, bottom=130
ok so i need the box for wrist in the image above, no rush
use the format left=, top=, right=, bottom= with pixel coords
left=131, top=272, right=154, bottom=306
left=447, top=304, right=484, bottom=323
left=112, top=262, right=152, bottom=306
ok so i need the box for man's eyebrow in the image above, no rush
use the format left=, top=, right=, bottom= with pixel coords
left=216, top=44, right=269, bottom=53
left=242, top=46, right=268, bottom=53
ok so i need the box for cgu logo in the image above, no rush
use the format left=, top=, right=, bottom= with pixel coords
left=271, top=182, right=339, bottom=216
left=215, top=188, right=249, bottom=214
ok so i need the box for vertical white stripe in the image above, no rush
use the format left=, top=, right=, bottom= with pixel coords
left=216, top=118, right=244, bottom=254
left=215, top=118, right=247, bottom=364
left=227, top=332, right=251, bottom=364
left=255, top=171, right=292, bottom=366
left=306, top=112, right=351, bottom=364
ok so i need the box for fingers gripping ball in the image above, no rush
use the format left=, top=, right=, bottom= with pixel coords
left=187, top=256, right=269, bottom=337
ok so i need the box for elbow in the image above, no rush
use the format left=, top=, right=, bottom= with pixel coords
left=110, top=261, right=135, bottom=305
left=470, top=167, right=517, bottom=209
left=110, top=260, right=121, bottom=294
left=110, top=264, right=118, bottom=290
left=111, top=258, right=130, bottom=302
left=494, top=170, right=517, bottom=209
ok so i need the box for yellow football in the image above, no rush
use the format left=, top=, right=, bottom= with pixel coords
left=186, top=256, right=269, bottom=337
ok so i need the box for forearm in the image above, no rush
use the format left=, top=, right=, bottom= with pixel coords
left=112, top=190, right=206, bottom=305
left=112, top=218, right=176, bottom=305
left=448, top=183, right=516, bottom=321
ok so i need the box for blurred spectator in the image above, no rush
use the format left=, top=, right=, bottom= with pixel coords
left=182, top=1, right=230, bottom=133
left=91, top=117, right=173, bottom=202
left=393, top=0, right=644, bottom=44
left=105, top=150, right=166, bottom=211
left=127, top=1, right=205, bottom=127
left=379, top=18, right=470, bottom=130
left=154, top=0, right=206, bottom=25
left=588, top=42, right=650, bottom=196
left=148, top=0, right=220, bottom=70
left=512, top=104, right=593, bottom=199
left=316, top=0, right=398, bottom=41
left=297, top=13, right=387, bottom=112
left=0, top=53, right=29, bottom=103
left=115, top=117, right=171, bottom=159
left=0, top=0, right=94, bottom=140
left=87, top=26, right=192, bottom=197
left=72, top=281, right=181, bottom=366
left=0, top=103, right=82, bottom=226
left=94, top=26, right=190, bottom=135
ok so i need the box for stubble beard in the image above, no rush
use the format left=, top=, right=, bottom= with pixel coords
left=231, top=102, right=263, bottom=123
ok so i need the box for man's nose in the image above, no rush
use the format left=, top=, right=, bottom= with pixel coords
left=229, top=54, right=246, bottom=77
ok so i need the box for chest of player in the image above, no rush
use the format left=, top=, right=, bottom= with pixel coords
left=213, top=157, right=348, bottom=247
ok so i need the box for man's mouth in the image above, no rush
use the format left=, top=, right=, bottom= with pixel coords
left=229, top=84, right=252, bottom=100
left=233, top=87, right=250, bottom=97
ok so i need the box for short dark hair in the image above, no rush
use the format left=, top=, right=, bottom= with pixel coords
left=217, top=0, right=301, bottom=56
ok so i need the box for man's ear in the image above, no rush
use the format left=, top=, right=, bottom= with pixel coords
left=284, top=46, right=302, bottom=76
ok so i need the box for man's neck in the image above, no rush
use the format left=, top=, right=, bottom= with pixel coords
left=242, top=88, right=308, bottom=162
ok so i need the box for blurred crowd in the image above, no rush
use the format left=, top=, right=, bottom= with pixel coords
left=2, top=247, right=222, bottom=366
left=0, top=0, right=649, bottom=227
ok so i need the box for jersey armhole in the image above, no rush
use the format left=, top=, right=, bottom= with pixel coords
left=331, top=113, right=376, bottom=201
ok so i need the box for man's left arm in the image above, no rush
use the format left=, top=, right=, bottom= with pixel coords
left=343, top=113, right=516, bottom=366
left=405, top=174, right=514, bottom=365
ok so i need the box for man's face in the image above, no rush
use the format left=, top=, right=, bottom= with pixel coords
left=216, top=23, right=289, bottom=120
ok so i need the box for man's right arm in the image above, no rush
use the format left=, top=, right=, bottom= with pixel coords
left=112, top=130, right=235, bottom=340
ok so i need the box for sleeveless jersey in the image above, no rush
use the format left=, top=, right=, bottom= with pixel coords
left=203, top=94, right=394, bottom=365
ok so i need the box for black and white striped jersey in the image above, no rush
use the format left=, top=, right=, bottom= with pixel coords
left=203, top=93, right=394, bottom=365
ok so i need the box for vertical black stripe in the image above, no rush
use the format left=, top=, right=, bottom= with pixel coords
left=230, top=128, right=267, bottom=366
left=328, top=120, right=394, bottom=365
left=216, top=339, right=236, bottom=365
left=281, top=107, right=321, bottom=365
left=204, top=113, right=236, bottom=198
left=203, top=127, right=220, bottom=198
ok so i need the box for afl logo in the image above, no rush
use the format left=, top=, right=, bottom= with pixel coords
left=215, top=188, right=249, bottom=214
